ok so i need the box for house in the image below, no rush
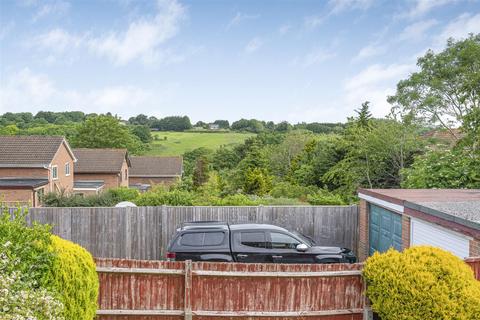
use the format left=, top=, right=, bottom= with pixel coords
left=129, top=156, right=182, bottom=189
left=0, top=135, right=77, bottom=206
left=358, top=188, right=480, bottom=261
left=73, top=148, right=130, bottom=193
left=209, top=123, right=220, bottom=130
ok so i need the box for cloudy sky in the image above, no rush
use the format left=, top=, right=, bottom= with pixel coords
left=0, top=0, right=479, bottom=123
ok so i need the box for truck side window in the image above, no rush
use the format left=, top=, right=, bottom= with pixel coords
left=180, top=232, right=225, bottom=246
left=270, top=232, right=301, bottom=249
left=240, top=232, right=266, bottom=248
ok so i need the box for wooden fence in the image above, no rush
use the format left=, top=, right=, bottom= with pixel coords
left=26, top=205, right=359, bottom=260
left=95, top=258, right=365, bottom=320
left=466, top=257, right=480, bottom=280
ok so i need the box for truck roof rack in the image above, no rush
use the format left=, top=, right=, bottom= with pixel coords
left=182, top=220, right=227, bottom=226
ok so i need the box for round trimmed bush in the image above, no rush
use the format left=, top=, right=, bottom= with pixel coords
left=50, top=235, right=99, bottom=320
left=363, top=246, right=480, bottom=320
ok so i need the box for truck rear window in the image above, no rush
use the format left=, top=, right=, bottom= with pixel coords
left=180, top=232, right=225, bottom=246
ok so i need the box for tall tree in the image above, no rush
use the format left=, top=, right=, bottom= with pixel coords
left=354, top=101, right=372, bottom=128
left=388, top=34, right=480, bottom=140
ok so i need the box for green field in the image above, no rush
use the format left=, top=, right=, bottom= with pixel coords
left=146, top=131, right=256, bottom=156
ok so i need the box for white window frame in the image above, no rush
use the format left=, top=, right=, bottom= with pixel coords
left=65, top=162, right=70, bottom=176
left=52, top=165, right=58, bottom=180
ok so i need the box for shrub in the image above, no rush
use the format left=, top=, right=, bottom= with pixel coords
left=135, top=189, right=195, bottom=206
left=107, top=187, right=140, bottom=202
left=50, top=235, right=98, bottom=320
left=307, top=190, right=346, bottom=205
left=269, top=182, right=317, bottom=200
left=363, top=246, right=480, bottom=320
left=42, top=191, right=116, bottom=207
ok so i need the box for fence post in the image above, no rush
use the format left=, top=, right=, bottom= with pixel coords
left=184, top=260, right=193, bottom=320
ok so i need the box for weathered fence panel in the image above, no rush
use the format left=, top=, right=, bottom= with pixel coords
left=27, top=205, right=359, bottom=260
left=95, top=258, right=365, bottom=320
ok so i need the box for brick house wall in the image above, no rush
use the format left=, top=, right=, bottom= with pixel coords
left=470, top=239, right=480, bottom=257
left=358, top=199, right=369, bottom=262
left=49, top=142, right=75, bottom=193
left=0, top=168, right=47, bottom=179
left=0, top=189, right=35, bottom=205
left=119, top=160, right=129, bottom=187
left=129, top=176, right=179, bottom=186
left=75, top=173, right=120, bottom=189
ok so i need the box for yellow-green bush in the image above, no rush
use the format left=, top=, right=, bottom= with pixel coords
left=363, top=246, right=480, bottom=320
left=50, top=235, right=99, bottom=319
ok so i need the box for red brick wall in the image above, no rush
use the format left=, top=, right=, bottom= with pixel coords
left=0, top=168, right=47, bottom=178
left=402, top=215, right=411, bottom=250
left=470, top=239, right=480, bottom=257
left=75, top=173, right=120, bottom=189
left=0, top=189, right=34, bottom=206
left=129, top=176, right=179, bottom=186
left=119, top=160, right=129, bottom=187
left=50, top=143, right=75, bottom=193
left=358, top=199, right=369, bottom=262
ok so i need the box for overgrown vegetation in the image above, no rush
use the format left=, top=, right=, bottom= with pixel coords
left=363, top=246, right=480, bottom=319
left=0, top=208, right=98, bottom=319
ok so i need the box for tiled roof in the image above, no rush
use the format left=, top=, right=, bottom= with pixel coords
left=0, top=135, right=67, bottom=168
left=73, top=148, right=130, bottom=173
left=74, top=180, right=105, bottom=190
left=0, top=178, right=49, bottom=188
left=129, top=156, right=183, bottom=177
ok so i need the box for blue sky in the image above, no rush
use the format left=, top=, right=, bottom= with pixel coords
left=1, top=0, right=479, bottom=123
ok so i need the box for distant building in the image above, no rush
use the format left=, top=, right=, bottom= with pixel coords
left=73, top=148, right=131, bottom=193
left=0, top=135, right=77, bottom=206
left=129, top=156, right=183, bottom=188
left=209, top=124, right=220, bottom=130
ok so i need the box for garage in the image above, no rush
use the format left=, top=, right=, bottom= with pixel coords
left=358, top=189, right=480, bottom=261
left=411, top=218, right=470, bottom=259
left=369, top=204, right=402, bottom=255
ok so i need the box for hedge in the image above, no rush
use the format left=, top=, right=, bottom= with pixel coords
left=50, top=235, right=99, bottom=320
left=363, top=246, right=480, bottom=320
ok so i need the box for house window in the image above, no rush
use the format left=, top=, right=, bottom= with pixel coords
left=65, top=163, right=70, bottom=176
left=52, top=166, right=58, bottom=180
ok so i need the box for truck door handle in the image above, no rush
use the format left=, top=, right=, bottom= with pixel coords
left=237, top=254, right=248, bottom=258
left=272, top=255, right=283, bottom=259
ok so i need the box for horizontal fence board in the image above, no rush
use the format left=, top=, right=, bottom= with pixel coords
left=95, top=258, right=365, bottom=320
left=27, top=205, right=359, bottom=261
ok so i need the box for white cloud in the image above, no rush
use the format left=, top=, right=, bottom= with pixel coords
left=32, top=28, right=83, bottom=53
left=0, top=68, right=176, bottom=117
left=88, top=0, right=186, bottom=65
left=435, top=12, right=480, bottom=45
left=344, top=63, right=416, bottom=117
left=294, top=48, right=336, bottom=67
left=304, top=15, right=325, bottom=29
left=404, top=0, right=457, bottom=19
left=226, top=12, right=260, bottom=29
left=328, top=0, right=374, bottom=15
left=32, top=0, right=70, bottom=22
left=352, top=43, right=387, bottom=62
left=399, top=19, right=438, bottom=41
left=244, top=37, right=263, bottom=54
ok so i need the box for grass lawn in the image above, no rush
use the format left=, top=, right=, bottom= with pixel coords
left=146, top=131, right=256, bottom=156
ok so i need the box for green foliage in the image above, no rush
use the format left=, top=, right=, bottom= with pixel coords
left=269, top=182, right=317, bottom=200
left=50, top=235, right=98, bottom=320
left=388, top=34, right=480, bottom=132
left=42, top=191, right=116, bottom=207
left=107, top=187, right=140, bottom=202
left=130, top=125, right=153, bottom=143
left=193, top=156, right=210, bottom=189
left=363, top=246, right=480, bottom=320
left=306, top=190, right=346, bottom=205
left=243, top=168, right=272, bottom=196
left=151, top=116, right=192, bottom=131
left=73, top=115, right=145, bottom=154
left=135, top=188, right=195, bottom=206
left=0, top=207, right=55, bottom=288
left=402, top=149, right=480, bottom=188
left=231, top=118, right=265, bottom=133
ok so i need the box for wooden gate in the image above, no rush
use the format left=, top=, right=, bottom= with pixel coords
left=96, top=258, right=365, bottom=320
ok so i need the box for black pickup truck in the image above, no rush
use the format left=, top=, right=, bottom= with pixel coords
left=166, top=221, right=356, bottom=264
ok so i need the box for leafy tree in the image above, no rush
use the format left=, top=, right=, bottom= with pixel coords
left=274, top=121, right=292, bottom=132
left=355, top=101, right=372, bottom=128
left=213, top=119, right=230, bottom=129
left=72, top=115, right=144, bottom=153
left=151, top=116, right=192, bottom=131
left=231, top=118, right=265, bottom=133
left=193, top=156, right=210, bottom=189
left=0, top=124, right=19, bottom=135
left=194, top=121, right=207, bottom=128
left=128, top=114, right=150, bottom=126
left=388, top=34, right=480, bottom=141
left=243, top=167, right=272, bottom=196
left=130, top=125, right=153, bottom=143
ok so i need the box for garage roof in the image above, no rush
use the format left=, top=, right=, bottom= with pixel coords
left=0, top=178, right=49, bottom=189
left=358, top=188, right=480, bottom=233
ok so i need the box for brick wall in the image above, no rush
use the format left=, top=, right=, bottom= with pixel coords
left=129, top=176, right=179, bottom=186
left=75, top=173, right=120, bottom=189
left=358, top=199, right=369, bottom=262
left=402, top=215, right=411, bottom=250
left=0, top=189, right=34, bottom=205
left=119, top=160, right=129, bottom=187
left=0, top=168, right=47, bottom=178
left=470, top=239, right=480, bottom=257
left=50, top=143, right=75, bottom=193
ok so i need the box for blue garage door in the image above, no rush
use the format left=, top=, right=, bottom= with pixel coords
left=369, top=204, right=402, bottom=256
